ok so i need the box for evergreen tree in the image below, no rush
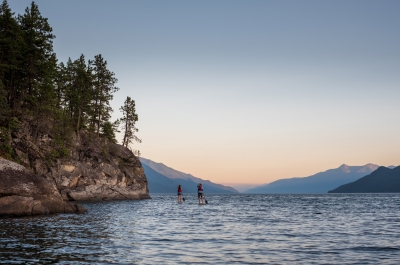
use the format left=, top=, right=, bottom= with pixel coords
left=120, top=96, right=141, bottom=149
left=54, top=62, right=67, bottom=109
left=91, top=54, right=119, bottom=136
left=49, top=63, right=71, bottom=154
left=100, top=120, right=119, bottom=143
left=0, top=0, right=24, bottom=110
left=0, top=1, right=21, bottom=159
left=0, top=1, right=142, bottom=159
left=18, top=1, right=56, bottom=110
left=65, top=55, right=93, bottom=136
left=0, top=81, right=8, bottom=125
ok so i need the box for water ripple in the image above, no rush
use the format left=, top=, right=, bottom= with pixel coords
left=1, top=194, right=400, bottom=264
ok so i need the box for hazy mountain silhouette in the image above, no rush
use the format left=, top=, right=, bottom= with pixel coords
left=140, top=158, right=239, bottom=194
left=328, top=166, right=400, bottom=193
left=225, top=183, right=259, bottom=193
left=244, top=164, right=380, bottom=194
left=142, top=163, right=178, bottom=193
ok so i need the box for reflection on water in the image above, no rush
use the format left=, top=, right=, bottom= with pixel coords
left=1, top=194, right=400, bottom=264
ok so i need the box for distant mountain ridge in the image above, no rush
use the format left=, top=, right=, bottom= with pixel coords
left=140, top=158, right=239, bottom=194
left=245, top=164, right=381, bottom=194
left=329, top=166, right=400, bottom=193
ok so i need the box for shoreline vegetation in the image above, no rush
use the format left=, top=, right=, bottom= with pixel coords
left=0, top=1, right=150, bottom=218
left=0, top=1, right=140, bottom=161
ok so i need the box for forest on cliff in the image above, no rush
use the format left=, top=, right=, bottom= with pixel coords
left=0, top=1, right=140, bottom=161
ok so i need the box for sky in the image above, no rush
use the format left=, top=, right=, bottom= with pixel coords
left=9, top=0, right=400, bottom=185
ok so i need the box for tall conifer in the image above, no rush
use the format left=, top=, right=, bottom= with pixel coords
left=120, top=96, right=141, bottom=149
left=0, top=1, right=142, bottom=157
left=18, top=1, right=56, bottom=110
left=65, top=55, right=92, bottom=136
left=92, top=54, right=119, bottom=136
left=0, top=0, right=24, bottom=110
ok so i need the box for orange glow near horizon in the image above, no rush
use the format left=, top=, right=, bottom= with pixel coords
left=137, top=124, right=400, bottom=185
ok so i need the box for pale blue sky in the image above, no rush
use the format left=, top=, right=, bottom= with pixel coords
left=9, top=1, right=400, bottom=184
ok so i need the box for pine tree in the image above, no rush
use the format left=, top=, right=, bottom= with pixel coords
left=65, top=55, right=93, bottom=136
left=100, top=120, right=119, bottom=143
left=120, top=96, right=141, bottom=149
left=0, top=81, right=8, bottom=125
left=0, top=0, right=22, bottom=159
left=18, top=1, right=56, bottom=111
left=0, top=0, right=24, bottom=110
left=54, top=62, right=67, bottom=109
left=91, top=54, right=119, bottom=136
left=0, top=1, right=144, bottom=159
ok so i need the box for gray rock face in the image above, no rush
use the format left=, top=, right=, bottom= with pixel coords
left=0, top=158, right=86, bottom=217
left=10, top=121, right=150, bottom=201
left=52, top=138, right=150, bottom=201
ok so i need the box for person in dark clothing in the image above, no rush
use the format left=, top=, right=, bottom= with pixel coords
left=197, top=183, right=204, bottom=204
left=177, top=185, right=183, bottom=203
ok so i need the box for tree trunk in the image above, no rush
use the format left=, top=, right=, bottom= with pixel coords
left=93, top=97, right=98, bottom=132
left=123, top=118, right=128, bottom=147
left=97, top=99, right=102, bottom=137
left=76, top=107, right=81, bottom=139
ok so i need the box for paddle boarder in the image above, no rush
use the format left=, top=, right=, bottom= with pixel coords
left=177, top=184, right=183, bottom=203
left=197, top=183, right=204, bottom=204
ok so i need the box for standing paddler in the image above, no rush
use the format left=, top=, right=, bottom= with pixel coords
left=197, top=183, right=204, bottom=204
left=177, top=184, right=183, bottom=203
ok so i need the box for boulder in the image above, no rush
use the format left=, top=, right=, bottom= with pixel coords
left=0, top=157, right=86, bottom=218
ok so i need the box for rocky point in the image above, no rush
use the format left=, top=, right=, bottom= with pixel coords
left=0, top=157, right=86, bottom=217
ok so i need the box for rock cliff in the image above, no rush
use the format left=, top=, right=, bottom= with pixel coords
left=0, top=157, right=86, bottom=217
left=7, top=119, right=150, bottom=201
left=51, top=133, right=150, bottom=201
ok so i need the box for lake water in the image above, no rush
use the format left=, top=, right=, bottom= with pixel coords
left=1, top=194, right=400, bottom=264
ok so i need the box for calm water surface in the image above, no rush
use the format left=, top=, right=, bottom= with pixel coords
left=1, top=194, right=400, bottom=264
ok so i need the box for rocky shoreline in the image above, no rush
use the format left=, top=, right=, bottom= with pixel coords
left=43, top=132, right=151, bottom=202
left=0, top=122, right=150, bottom=218
left=0, top=157, right=86, bottom=217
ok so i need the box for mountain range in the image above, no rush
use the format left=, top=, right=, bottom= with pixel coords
left=140, top=158, right=239, bottom=194
left=329, top=166, right=400, bottom=193
left=245, top=164, right=385, bottom=194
